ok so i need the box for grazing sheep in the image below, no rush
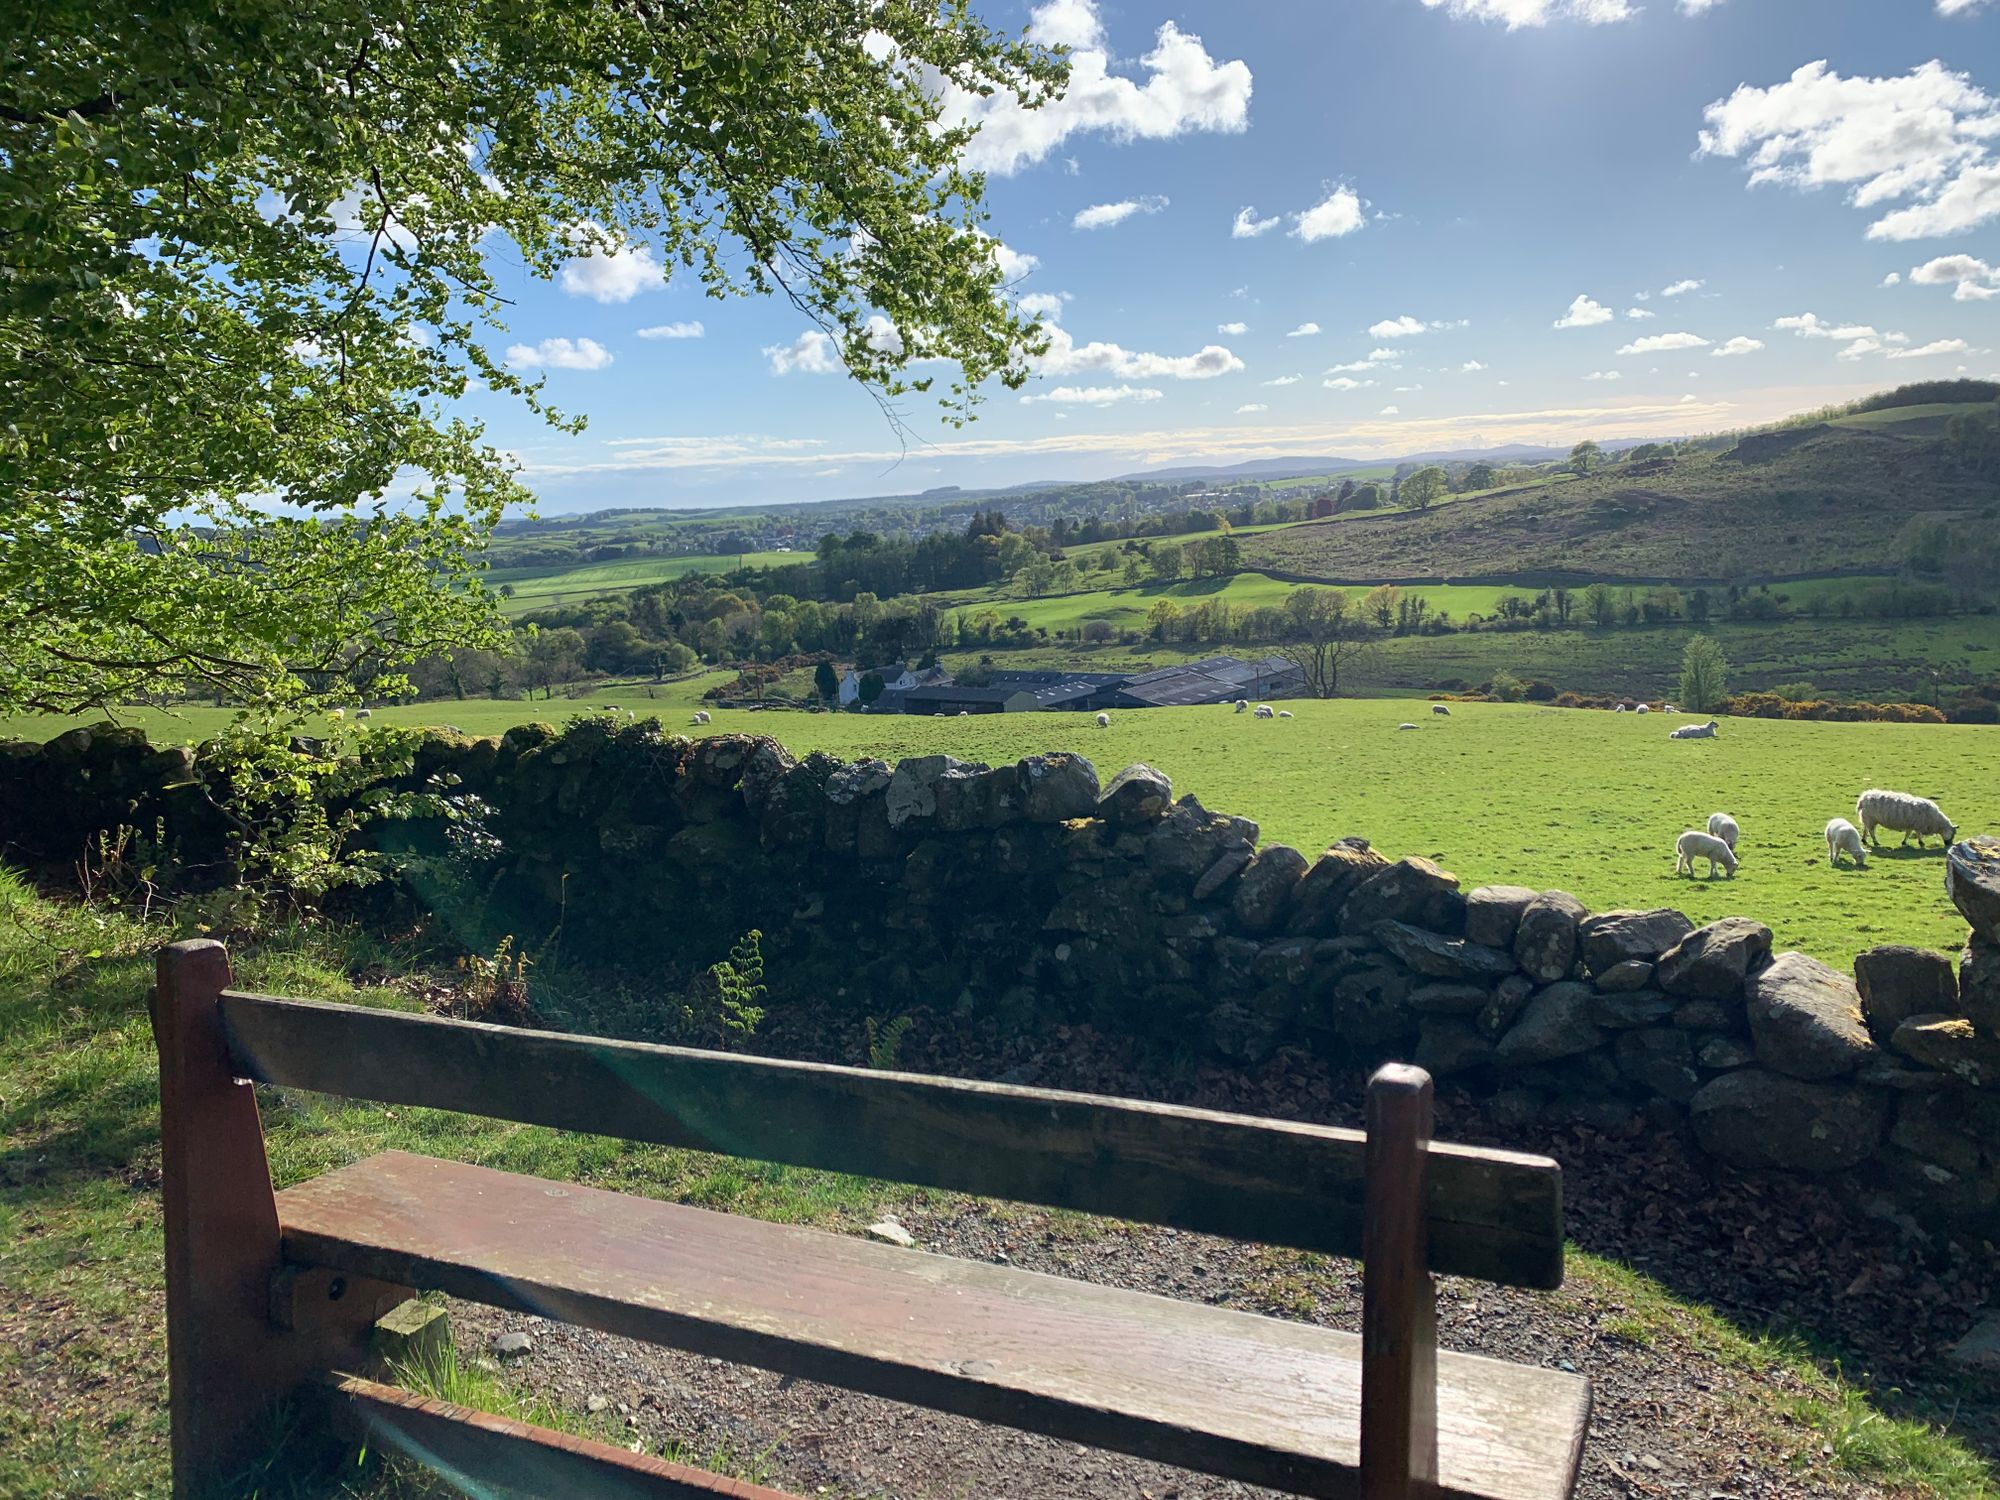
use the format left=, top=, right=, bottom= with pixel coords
left=1397, top=722, right=1419, bottom=731
left=354, top=708, right=372, bottom=721
left=1668, top=720, right=1720, bottom=740
left=1613, top=704, right=1627, bottom=713
left=1254, top=704, right=1275, bottom=719
left=1706, top=812, right=1739, bottom=851
left=958, top=710, right=969, bottom=717
left=1432, top=704, right=1451, bottom=716
left=1661, top=704, right=1678, bottom=714
left=1635, top=704, right=1650, bottom=715
left=1854, top=789, right=1958, bottom=849
left=691, top=709, right=711, bottom=725
left=1825, top=818, right=1868, bottom=868
left=1234, top=699, right=1249, bottom=713
left=1278, top=710, right=1294, bottom=719
left=1675, top=829, right=1738, bottom=878
left=1095, top=712, right=1110, bottom=728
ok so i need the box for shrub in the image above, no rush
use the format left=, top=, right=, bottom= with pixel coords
left=1522, top=679, right=1558, bottom=702
left=1770, top=681, right=1818, bottom=702
left=1488, top=671, right=1526, bottom=702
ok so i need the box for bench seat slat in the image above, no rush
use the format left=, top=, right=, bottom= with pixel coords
left=277, top=1152, right=1589, bottom=1500
left=222, top=991, right=1564, bottom=1288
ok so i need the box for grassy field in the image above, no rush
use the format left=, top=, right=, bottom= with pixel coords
left=7, top=687, right=1995, bottom=966
left=489, top=550, right=805, bottom=614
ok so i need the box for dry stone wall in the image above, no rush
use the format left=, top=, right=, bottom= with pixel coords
left=6, top=717, right=2000, bottom=1234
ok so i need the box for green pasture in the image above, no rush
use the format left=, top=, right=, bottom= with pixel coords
left=1830, top=401, right=1990, bottom=430
left=489, top=549, right=805, bottom=613
left=8, top=689, right=1995, bottom=967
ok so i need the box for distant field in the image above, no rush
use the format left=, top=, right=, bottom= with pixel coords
left=1830, top=401, right=1989, bottom=430
left=489, top=550, right=804, bottom=613
left=6, top=690, right=1994, bottom=966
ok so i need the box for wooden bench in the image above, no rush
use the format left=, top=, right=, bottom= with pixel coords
left=151, top=938, right=1590, bottom=1499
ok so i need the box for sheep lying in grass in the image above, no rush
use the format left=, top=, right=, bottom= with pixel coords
left=1669, top=720, right=1720, bottom=740
left=1707, top=812, right=1739, bottom=851
left=1278, top=710, right=1294, bottom=719
left=1397, top=722, right=1418, bottom=731
left=1095, top=712, right=1110, bottom=728
left=691, top=710, right=711, bottom=725
left=1854, top=789, right=1958, bottom=849
left=1675, top=829, right=1738, bottom=878
left=1826, top=818, right=1867, bottom=868
left=1432, top=704, right=1451, bottom=716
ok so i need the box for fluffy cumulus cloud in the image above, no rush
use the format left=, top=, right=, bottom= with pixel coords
left=1323, top=376, right=1375, bottom=390
left=1583, top=370, right=1623, bottom=381
left=1774, top=312, right=1881, bottom=339
left=1418, top=0, right=1633, bottom=26
left=1909, top=254, right=2000, bottom=299
left=1218, top=320, right=1249, bottom=334
left=983, top=236, right=1041, bottom=285
left=558, top=225, right=662, bottom=303
left=1460, top=359, right=1488, bottom=372
left=1554, top=294, right=1614, bottom=328
left=1711, top=336, right=1765, bottom=357
left=1235, top=402, right=1269, bottom=413
left=1286, top=322, right=1322, bottom=337
left=1231, top=206, right=1282, bottom=238
left=1697, top=60, right=2000, bottom=241
left=1661, top=278, right=1704, bottom=297
left=505, top=336, right=614, bottom=371
left=1073, top=195, right=1169, bottom=230
left=1034, top=323, right=1244, bottom=379
left=1293, top=187, right=1365, bottom=241
left=1380, top=404, right=1402, bottom=415
left=947, top=1, right=1252, bottom=177
left=1020, top=383, right=1164, bottom=405
left=1679, top=0, right=1725, bottom=12
left=1016, top=291, right=1068, bottom=320
left=1937, top=0, right=1992, bottom=14
left=1619, top=331, right=1711, bottom=354
left=637, top=321, right=704, bottom=340
left=1368, top=314, right=1429, bottom=338
left=764, top=331, right=841, bottom=375
left=1626, top=307, right=1657, bottom=320
left=1887, top=337, right=1973, bottom=358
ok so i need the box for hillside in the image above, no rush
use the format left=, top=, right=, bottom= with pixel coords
left=1241, top=408, right=1995, bottom=584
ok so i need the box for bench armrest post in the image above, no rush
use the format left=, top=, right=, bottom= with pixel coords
left=1360, top=1064, right=1439, bottom=1500
left=153, top=939, right=287, bottom=1497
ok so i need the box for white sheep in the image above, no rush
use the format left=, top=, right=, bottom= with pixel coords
left=1662, top=704, right=1678, bottom=714
left=1675, top=829, right=1738, bottom=878
left=1668, top=720, right=1720, bottom=740
left=1095, top=712, right=1110, bottom=728
left=1397, top=722, right=1419, bottom=731
left=691, top=709, right=711, bottom=725
left=1614, top=704, right=1628, bottom=713
left=1854, top=789, right=1958, bottom=849
left=1278, top=710, right=1294, bottom=719
left=1234, top=699, right=1250, bottom=713
left=1635, top=704, right=1650, bottom=715
left=354, top=708, right=372, bottom=721
left=1706, top=812, right=1739, bottom=851
left=1432, top=704, right=1451, bottom=716
left=1825, top=817, right=1868, bottom=868
left=1254, top=704, right=1275, bottom=719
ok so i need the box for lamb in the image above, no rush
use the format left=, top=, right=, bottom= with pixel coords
left=1095, top=712, right=1110, bottom=728
left=691, top=710, right=711, bottom=725
left=1854, top=789, right=1958, bottom=849
left=1674, top=829, right=1738, bottom=878
left=1668, top=720, right=1720, bottom=740
left=1278, top=710, right=1294, bottom=719
left=1254, top=704, right=1275, bottom=719
left=1706, top=812, right=1739, bottom=851
left=1432, top=704, right=1451, bottom=716
left=1825, top=818, right=1868, bottom=868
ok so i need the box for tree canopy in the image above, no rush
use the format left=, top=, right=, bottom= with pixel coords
left=1, top=0, right=1060, bottom=716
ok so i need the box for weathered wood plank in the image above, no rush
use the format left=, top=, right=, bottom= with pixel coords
left=222, top=992, right=1563, bottom=1287
left=325, top=1373, right=800, bottom=1498
left=1360, top=1065, right=1440, bottom=1500
left=279, top=1152, right=1592, bottom=1500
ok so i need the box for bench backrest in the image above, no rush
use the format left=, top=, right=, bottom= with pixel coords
left=215, top=985, right=1563, bottom=1289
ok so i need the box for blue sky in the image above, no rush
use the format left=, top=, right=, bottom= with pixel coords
left=475, top=0, right=2000, bottom=512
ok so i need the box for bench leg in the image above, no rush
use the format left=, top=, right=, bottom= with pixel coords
left=1361, top=1064, right=1439, bottom=1500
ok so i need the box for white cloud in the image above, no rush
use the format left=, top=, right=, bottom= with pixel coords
left=1711, top=336, right=1765, bottom=357
left=505, top=336, right=614, bottom=371
left=764, top=331, right=840, bottom=375
left=1017, top=291, right=1069, bottom=320
left=985, top=237, right=1041, bottom=284
left=1035, top=323, right=1245, bottom=379
left=1020, top=383, right=1164, bottom=405
left=1417, top=0, right=1634, bottom=26
left=1460, top=359, right=1488, bottom=372
left=1680, top=393, right=1702, bottom=403
left=1626, top=307, right=1657, bottom=320
left=948, top=3, right=1252, bottom=176
left=637, top=321, right=704, bottom=340
left=1619, top=331, right=1711, bottom=354
left=1380, top=405, right=1402, bottom=415
left=1232, top=206, right=1282, bottom=238
left=1073, top=195, right=1169, bottom=230
left=1555, top=294, right=1614, bottom=328
left=1887, top=337, right=1972, bottom=358
left=1661, top=278, right=1705, bottom=297
left=1680, top=0, right=1725, bottom=13
left=1583, top=370, right=1623, bottom=381
left=1882, top=271, right=1904, bottom=286
left=1837, top=337, right=1883, bottom=360
left=1263, top=374, right=1302, bottom=386
left=1235, top=402, right=1269, bottom=413
left=1218, top=320, right=1249, bottom=335
left=558, top=225, right=662, bottom=303
left=1369, top=314, right=1429, bottom=339
left=1323, top=377, right=1375, bottom=390
left=1394, top=383, right=1425, bottom=392
left=1774, top=312, right=1880, bottom=339
left=1293, top=188, right=1365, bottom=242
left=1286, top=322, right=1322, bottom=337
left=1937, top=0, right=1992, bottom=15
left=1326, top=349, right=1405, bottom=372
left=1909, top=253, right=2000, bottom=300
left=1633, top=290, right=1652, bottom=302
left=1698, top=60, right=2000, bottom=242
